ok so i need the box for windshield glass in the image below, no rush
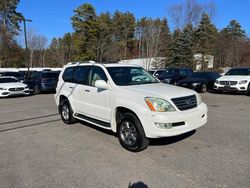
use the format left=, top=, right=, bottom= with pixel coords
left=0, top=77, right=19, bottom=83
left=225, top=69, right=250, bottom=76
left=107, top=67, right=159, bottom=86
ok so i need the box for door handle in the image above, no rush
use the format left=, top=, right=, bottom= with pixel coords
left=84, top=89, right=90, bottom=92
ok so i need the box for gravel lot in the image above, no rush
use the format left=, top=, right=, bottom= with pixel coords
left=0, top=93, right=249, bottom=188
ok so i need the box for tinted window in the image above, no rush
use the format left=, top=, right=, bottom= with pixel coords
left=90, top=66, right=108, bottom=86
left=42, top=72, right=59, bottom=79
left=75, top=66, right=91, bottom=85
left=0, top=77, right=19, bottom=83
left=62, top=67, right=76, bottom=82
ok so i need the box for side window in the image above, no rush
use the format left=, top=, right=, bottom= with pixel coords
left=62, top=67, right=76, bottom=83
left=90, top=66, right=108, bottom=86
left=75, top=66, right=91, bottom=85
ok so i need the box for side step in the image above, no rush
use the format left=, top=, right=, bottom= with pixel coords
left=74, top=113, right=111, bottom=130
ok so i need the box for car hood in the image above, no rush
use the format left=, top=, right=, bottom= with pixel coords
left=0, top=82, right=28, bottom=88
left=121, top=83, right=196, bottom=99
left=217, top=75, right=249, bottom=81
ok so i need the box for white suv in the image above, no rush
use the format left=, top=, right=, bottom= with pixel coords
left=55, top=62, right=207, bottom=152
left=214, top=68, right=250, bottom=95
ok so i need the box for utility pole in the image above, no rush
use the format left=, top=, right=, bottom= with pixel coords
left=22, top=18, right=32, bottom=78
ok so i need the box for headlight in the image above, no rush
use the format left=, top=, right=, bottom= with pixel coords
left=196, top=93, right=202, bottom=105
left=145, top=97, right=176, bottom=112
left=215, top=80, right=219, bottom=84
left=239, top=80, right=247, bottom=84
left=192, top=82, right=201, bottom=86
left=0, top=88, right=7, bottom=90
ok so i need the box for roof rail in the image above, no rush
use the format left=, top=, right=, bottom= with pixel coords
left=67, top=61, right=95, bottom=65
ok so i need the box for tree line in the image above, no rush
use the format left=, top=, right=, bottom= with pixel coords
left=0, top=0, right=249, bottom=69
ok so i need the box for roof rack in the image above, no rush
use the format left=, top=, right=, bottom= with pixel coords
left=67, top=61, right=95, bottom=65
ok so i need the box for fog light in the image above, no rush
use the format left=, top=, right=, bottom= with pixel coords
left=155, top=123, right=172, bottom=129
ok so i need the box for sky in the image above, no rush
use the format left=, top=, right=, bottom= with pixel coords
left=17, top=0, right=250, bottom=42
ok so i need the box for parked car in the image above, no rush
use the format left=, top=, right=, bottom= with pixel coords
left=55, top=62, right=207, bottom=152
left=152, top=69, right=173, bottom=84
left=0, top=76, right=30, bottom=97
left=214, top=68, right=250, bottom=95
left=0, top=71, right=24, bottom=81
left=165, top=68, right=193, bottom=84
left=177, top=72, right=221, bottom=93
left=24, top=71, right=60, bottom=94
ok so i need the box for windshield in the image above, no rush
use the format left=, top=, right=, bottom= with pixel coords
left=0, top=77, right=19, bottom=83
left=107, top=67, right=159, bottom=86
left=225, top=69, right=250, bottom=76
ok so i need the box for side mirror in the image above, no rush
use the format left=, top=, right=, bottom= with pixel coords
left=95, top=80, right=108, bottom=90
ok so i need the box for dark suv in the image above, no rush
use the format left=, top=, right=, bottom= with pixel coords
left=24, top=71, right=60, bottom=94
left=151, top=68, right=193, bottom=84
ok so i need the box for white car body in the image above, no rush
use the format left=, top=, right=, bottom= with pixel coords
left=214, top=68, right=250, bottom=93
left=55, top=63, right=207, bottom=139
left=0, top=77, right=30, bottom=97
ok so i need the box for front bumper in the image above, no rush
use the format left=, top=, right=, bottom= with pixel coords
left=214, top=83, right=248, bottom=92
left=0, top=89, right=30, bottom=97
left=139, top=103, right=208, bottom=138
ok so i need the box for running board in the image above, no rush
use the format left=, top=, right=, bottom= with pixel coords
left=74, top=113, right=111, bottom=130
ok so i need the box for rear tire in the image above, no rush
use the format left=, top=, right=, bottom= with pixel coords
left=60, top=100, right=77, bottom=124
left=117, top=112, right=149, bottom=152
left=201, top=84, right=207, bottom=93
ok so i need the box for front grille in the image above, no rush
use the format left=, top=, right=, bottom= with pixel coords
left=9, top=87, right=24, bottom=91
left=219, top=81, right=237, bottom=86
left=171, top=95, right=197, bottom=111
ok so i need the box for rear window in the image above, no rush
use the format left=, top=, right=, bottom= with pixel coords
left=62, top=67, right=76, bottom=82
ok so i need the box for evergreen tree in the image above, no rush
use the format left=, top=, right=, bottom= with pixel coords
left=225, top=20, right=245, bottom=39
left=195, top=13, right=217, bottom=70
left=71, top=3, right=98, bottom=60
left=170, top=24, right=195, bottom=68
left=158, top=18, right=172, bottom=65
left=0, top=0, right=22, bottom=67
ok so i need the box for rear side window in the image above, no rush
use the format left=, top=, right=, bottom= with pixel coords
left=62, top=67, right=76, bottom=82
left=75, top=66, right=91, bottom=85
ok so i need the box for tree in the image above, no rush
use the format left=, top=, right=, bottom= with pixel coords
left=112, top=11, right=135, bottom=60
left=168, top=0, right=216, bottom=30
left=96, top=12, right=112, bottom=62
left=0, top=0, right=22, bottom=67
left=71, top=3, right=98, bottom=60
left=170, top=24, right=195, bottom=67
left=195, top=13, right=217, bottom=70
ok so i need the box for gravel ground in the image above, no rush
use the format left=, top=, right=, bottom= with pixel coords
left=0, top=93, right=249, bottom=188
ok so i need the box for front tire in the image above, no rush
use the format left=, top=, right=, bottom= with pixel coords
left=117, top=112, right=149, bottom=152
left=60, top=100, right=76, bottom=124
